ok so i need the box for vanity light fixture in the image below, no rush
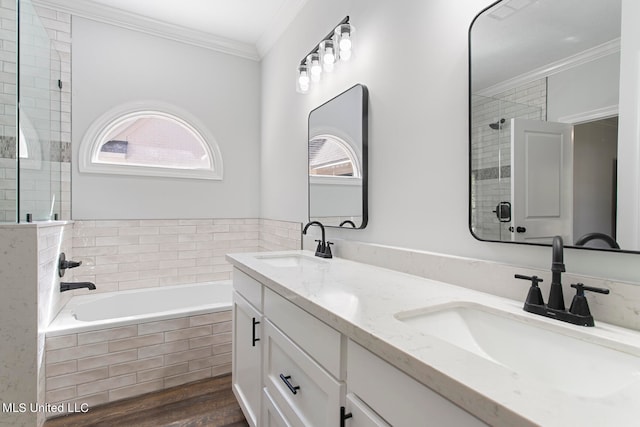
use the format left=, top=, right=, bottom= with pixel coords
left=296, top=16, right=354, bottom=93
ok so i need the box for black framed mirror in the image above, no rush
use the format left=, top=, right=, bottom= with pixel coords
left=308, top=84, right=368, bottom=229
left=468, top=0, right=640, bottom=253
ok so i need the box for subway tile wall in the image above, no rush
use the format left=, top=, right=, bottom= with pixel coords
left=44, top=311, right=232, bottom=415
left=0, top=3, right=71, bottom=222
left=71, top=218, right=301, bottom=294
left=470, top=79, right=546, bottom=241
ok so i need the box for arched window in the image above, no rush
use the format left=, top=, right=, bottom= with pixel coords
left=79, top=102, right=223, bottom=180
left=308, top=134, right=361, bottom=178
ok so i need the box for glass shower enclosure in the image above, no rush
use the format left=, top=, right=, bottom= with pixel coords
left=0, top=0, right=66, bottom=223
left=470, top=94, right=542, bottom=241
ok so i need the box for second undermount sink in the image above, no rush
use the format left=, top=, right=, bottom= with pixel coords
left=256, top=254, right=326, bottom=268
left=394, top=303, right=640, bottom=398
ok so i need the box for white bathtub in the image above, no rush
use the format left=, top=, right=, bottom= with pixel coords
left=46, top=281, right=232, bottom=336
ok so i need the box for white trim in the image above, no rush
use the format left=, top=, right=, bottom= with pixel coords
left=475, top=38, right=621, bottom=97
left=79, top=101, right=223, bottom=181
left=309, top=176, right=362, bottom=186
left=33, top=0, right=260, bottom=60
left=556, top=105, right=619, bottom=125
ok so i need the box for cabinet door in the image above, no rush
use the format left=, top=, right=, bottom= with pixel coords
left=232, top=291, right=262, bottom=427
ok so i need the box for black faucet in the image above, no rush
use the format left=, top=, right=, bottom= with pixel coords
left=515, top=235, right=609, bottom=326
left=302, top=221, right=333, bottom=258
left=547, top=236, right=566, bottom=310
left=58, top=253, right=82, bottom=277
left=60, top=282, right=96, bottom=292
left=339, top=220, right=356, bottom=228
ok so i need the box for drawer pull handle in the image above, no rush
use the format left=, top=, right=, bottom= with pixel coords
left=340, top=406, right=353, bottom=427
left=279, top=374, right=300, bottom=395
left=252, top=317, right=260, bottom=347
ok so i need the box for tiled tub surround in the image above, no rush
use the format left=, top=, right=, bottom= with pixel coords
left=71, top=218, right=301, bottom=294
left=38, top=218, right=300, bottom=417
left=44, top=309, right=233, bottom=416
left=228, top=250, right=640, bottom=427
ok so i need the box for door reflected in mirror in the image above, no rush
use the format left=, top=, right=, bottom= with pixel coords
left=468, top=0, right=640, bottom=252
left=308, top=84, right=368, bottom=228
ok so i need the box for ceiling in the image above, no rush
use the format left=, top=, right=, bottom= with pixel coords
left=471, top=0, right=621, bottom=92
left=34, top=0, right=310, bottom=59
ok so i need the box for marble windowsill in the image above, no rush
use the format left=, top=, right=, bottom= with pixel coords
left=227, top=249, right=640, bottom=427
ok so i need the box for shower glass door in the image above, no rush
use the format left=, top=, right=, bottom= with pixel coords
left=18, top=0, right=62, bottom=222
left=470, top=95, right=542, bottom=241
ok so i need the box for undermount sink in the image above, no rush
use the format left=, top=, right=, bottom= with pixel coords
left=394, top=303, right=640, bottom=398
left=256, top=254, right=325, bottom=268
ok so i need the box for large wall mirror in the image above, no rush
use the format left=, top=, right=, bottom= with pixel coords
left=308, top=84, right=368, bottom=228
left=469, top=0, right=640, bottom=253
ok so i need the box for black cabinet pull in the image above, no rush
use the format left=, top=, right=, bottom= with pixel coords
left=252, top=317, right=260, bottom=347
left=340, top=406, right=353, bottom=427
left=279, top=374, right=300, bottom=395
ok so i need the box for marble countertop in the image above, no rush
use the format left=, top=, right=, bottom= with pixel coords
left=226, top=250, right=640, bottom=427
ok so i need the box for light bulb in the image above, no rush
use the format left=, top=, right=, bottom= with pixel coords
left=298, top=71, right=310, bottom=87
left=323, top=47, right=335, bottom=65
left=297, top=65, right=310, bottom=93
left=339, top=33, right=351, bottom=52
left=307, top=53, right=322, bottom=82
left=335, top=23, right=354, bottom=61
left=311, top=61, right=322, bottom=76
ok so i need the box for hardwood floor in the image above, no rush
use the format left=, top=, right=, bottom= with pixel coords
left=44, top=375, right=248, bottom=427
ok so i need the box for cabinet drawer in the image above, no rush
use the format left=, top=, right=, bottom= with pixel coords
left=264, top=320, right=344, bottom=427
left=347, top=340, right=487, bottom=427
left=344, top=393, right=390, bottom=427
left=233, top=268, right=263, bottom=310
left=264, top=287, right=342, bottom=378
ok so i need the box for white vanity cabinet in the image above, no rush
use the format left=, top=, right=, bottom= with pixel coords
left=231, top=267, right=486, bottom=427
left=346, top=340, right=487, bottom=427
left=232, top=270, right=264, bottom=427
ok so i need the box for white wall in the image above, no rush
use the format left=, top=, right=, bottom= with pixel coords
left=573, top=120, right=618, bottom=246
left=547, top=52, right=620, bottom=122
left=260, top=0, right=640, bottom=283
left=72, top=17, right=261, bottom=220
left=617, top=0, right=640, bottom=251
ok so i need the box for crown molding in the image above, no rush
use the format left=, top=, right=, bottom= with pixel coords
left=33, top=0, right=260, bottom=61
left=475, top=38, right=621, bottom=97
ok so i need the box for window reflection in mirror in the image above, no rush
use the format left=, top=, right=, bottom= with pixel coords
left=468, top=0, right=640, bottom=252
left=308, top=84, right=368, bottom=229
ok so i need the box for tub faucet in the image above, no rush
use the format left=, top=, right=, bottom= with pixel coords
left=58, top=253, right=82, bottom=277
left=60, top=282, right=96, bottom=292
left=303, top=221, right=333, bottom=258
left=547, top=236, right=566, bottom=310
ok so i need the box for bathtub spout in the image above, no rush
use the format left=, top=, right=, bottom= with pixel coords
left=60, top=282, right=96, bottom=292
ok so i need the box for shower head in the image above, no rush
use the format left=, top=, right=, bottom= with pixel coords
left=489, top=118, right=506, bottom=130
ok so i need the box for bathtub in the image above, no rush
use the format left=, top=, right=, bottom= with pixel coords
left=47, top=281, right=233, bottom=336
left=44, top=280, right=234, bottom=412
